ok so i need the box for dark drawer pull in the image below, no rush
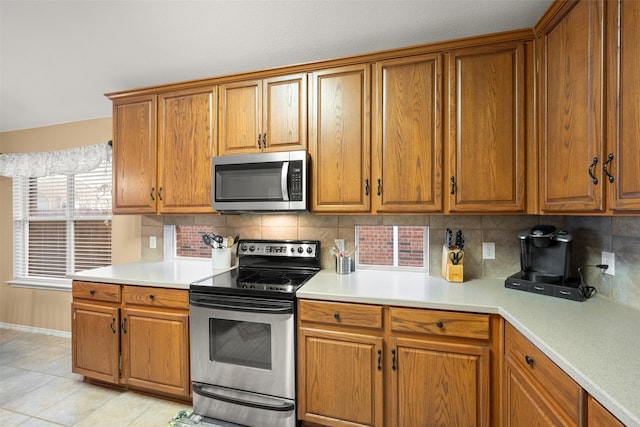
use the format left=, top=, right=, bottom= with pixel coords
left=525, top=355, right=534, bottom=365
left=436, top=321, right=444, bottom=328
left=149, top=294, right=155, bottom=300
left=89, top=289, right=96, bottom=296
left=333, top=312, right=340, bottom=320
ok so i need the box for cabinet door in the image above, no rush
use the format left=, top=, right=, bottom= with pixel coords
left=606, top=0, right=640, bottom=211
left=373, top=54, right=444, bottom=213
left=218, top=80, right=262, bottom=155
left=298, top=328, right=383, bottom=427
left=112, top=94, right=157, bottom=214
left=390, top=337, right=490, bottom=427
left=538, top=0, right=605, bottom=212
left=310, top=64, right=371, bottom=213
left=263, top=74, right=307, bottom=152
left=447, top=42, right=528, bottom=213
left=121, top=307, right=190, bottom=398
left=587, top=395, right=624, bottom=427
left=504, top=358, right=577, bottom=427
left=71, top=302, right=120, bottom=384
left=158, top=86, right=216, bottom=214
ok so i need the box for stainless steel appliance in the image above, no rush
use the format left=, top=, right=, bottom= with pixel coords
left=190, top=239, right=321, bottom=427
left=212, top=150, right=308, bottom=212
left=505, top=225, right=587, bottom=301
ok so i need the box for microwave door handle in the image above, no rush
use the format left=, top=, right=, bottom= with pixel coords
left=281, top=161, right=290, bottom=201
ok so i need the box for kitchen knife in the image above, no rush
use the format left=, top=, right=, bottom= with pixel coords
left=455, top=230, right=464, bottom=250
left=445, top=229, right=453, bottom=249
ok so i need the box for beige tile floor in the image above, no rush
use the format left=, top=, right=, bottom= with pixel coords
left=0, top=327, right=191, bottom=426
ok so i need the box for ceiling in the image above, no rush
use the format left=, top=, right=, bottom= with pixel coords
left=0, top=0, right=552, bottom=133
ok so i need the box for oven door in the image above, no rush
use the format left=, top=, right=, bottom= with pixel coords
left=190, top=292, right=295, bottom=399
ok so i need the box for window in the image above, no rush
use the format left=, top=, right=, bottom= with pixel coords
left=356, top=225, right=428, bottom=272
left=12, top=159, right=112, bottom=289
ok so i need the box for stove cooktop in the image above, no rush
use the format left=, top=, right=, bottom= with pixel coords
left=190, top=239, right=321, bottom=299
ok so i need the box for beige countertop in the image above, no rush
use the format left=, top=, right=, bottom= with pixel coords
left=68, top=259, right=236, bottom=289
left=297, top=269, right=640, bottom=427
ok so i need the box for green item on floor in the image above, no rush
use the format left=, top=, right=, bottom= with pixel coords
left=166, top=410, right=198, bottom=426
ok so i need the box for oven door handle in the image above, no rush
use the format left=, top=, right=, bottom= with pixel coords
left=193, top=383, right=295, bottom=412
left=190, top=298, right=294, bottom=314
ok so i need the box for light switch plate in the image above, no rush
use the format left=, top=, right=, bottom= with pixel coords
left=482, top=242, right=496, bottom=260
left=150, top=236, right=157, bottom=249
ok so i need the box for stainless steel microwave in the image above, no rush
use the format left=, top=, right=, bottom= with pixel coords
left=212, top=150, right=308, bottom=212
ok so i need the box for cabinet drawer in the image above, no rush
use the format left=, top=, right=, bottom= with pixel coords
left=123, top=286, right=188, bottom=310
left=390, top=307, right=490, bottom=340
left=505, top=323, right=583, bottom=422
left=298, top=300, right=383, bottom=330
left=72, top=281, right=121, bottom=303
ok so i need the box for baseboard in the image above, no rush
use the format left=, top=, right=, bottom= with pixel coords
left=0, top=322, right=71, bottom=339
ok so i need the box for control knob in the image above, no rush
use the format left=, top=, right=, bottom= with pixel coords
left=297, top=246, right=304, bottom=254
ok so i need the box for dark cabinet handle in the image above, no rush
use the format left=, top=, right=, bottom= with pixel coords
left=110, top=318, right=117, bottom=333
left=377, top=178, right=381, bottom=196
left=263, top=133, right=267, bottom=148
left=158, top=187, right=163, bottom=201
left=603, top=153, right=615, bottom=183
left=436, top=321, right=444, bottom=328
left=588, top=157, right=599, bottom=185
left=450, top=176, right=456, bottom=195
left=365, top=179, right=370, bottom=196
left=391, top=349, right=397, bottom=371
left=257, top=134, right=262, bottom=149
left=89, top=289, right=96, bottom=296
left=121, top=318, right=127, bottom=333
left=377, top=349, right=382, bottom=371
left=150, top=187, right=156, bottom=201
left=149, top=294, right=155, bottom=301
left=333, top=312, right=340, bottom=320
left=525, top=355, right=534, bottom=365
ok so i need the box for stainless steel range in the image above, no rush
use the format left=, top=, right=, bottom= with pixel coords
left=189, top=239, right=321, bottom=427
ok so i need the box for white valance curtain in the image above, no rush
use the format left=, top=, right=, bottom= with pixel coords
left=0, top=141, right=112, bottom=177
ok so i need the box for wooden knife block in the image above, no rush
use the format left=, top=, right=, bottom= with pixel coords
left=441, top=245, right=464, bottom=282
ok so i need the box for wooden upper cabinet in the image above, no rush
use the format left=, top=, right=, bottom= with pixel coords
left=112, top=94, right=157, bottom=214
left=447, top=41, right=530, bottom=213
left=218, top=74, right=307, bottom=155
left=373, top=54, right=444, bottom=213
left=538, top=0, right=605, bottom=213
left=606, top=0, right=640, bottom=211
left=310, top=64, right=371, bottom=213
left=157, top=86, right=216, bottom=213
left=263, top=74, right=307, bottom=152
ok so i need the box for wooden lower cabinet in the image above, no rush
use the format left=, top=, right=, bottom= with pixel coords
left=587, top=395, right=624, bottom=427
left=71, top=302, right=120, bottom=384
left=71, top=281, right=190, bottom=400
left=504, top=322, right=585, bottom=426
left=122, top=307, right=190, bottom=397
left=390, top=337, right=490, bottom=426
left=298, top=328, right=384, bottom=427
left=298, top=300, right=498, bottom=427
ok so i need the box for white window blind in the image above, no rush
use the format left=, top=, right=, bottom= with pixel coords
left=12, top=159, right=112, bottom=289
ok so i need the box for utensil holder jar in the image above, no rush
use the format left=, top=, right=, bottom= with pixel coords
left=336, top=256, right=352, bottom=275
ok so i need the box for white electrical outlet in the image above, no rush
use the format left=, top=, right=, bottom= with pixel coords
left=150, top=236, right=157, bottom=249
left=482, top=242, right=496, bottom=260
left=601, top=251, right=615, bottom=276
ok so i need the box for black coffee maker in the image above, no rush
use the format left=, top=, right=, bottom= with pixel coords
left=518, top=224, right=572, bottom=284
left=505, top=225, right=585, bottom=301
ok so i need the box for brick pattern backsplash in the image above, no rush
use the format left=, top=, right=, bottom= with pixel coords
left=398, top=227, right=425, bottom=267
left=358, top=226, right=394, bottom=266
left=176, top=225, right=214, bottom=258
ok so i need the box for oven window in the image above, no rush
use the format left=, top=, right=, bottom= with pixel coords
left=209, top=318, right=272, bottom=370
left=216, top=163, right=284, bottom=201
